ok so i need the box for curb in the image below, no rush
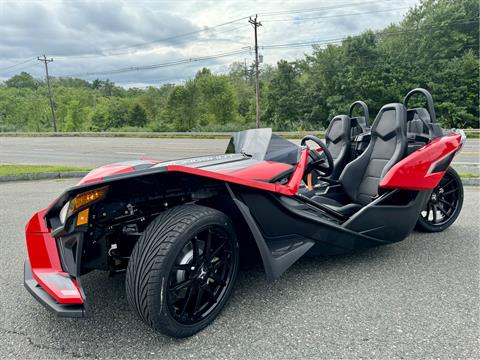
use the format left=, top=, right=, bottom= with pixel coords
left=461, top=177, right=480, bottom=187
left=0, top=171, right=89, bottom=183
left=0, top=172, right=478, bottom=186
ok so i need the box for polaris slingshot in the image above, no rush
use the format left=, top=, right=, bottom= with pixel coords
left=24, top=88, right=465, bottom=337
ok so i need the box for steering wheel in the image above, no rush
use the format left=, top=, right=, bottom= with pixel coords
left=300, top=135, right=334, bottom=177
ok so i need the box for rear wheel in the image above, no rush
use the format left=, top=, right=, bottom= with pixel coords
left=416, top=167, right=463, bottom=232
left=126, top=204, right=239, bottom=337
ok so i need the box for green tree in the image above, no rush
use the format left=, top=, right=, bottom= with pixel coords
left=64, top=100, right=83, bottom=131
left=264, top=60, right=302, bottom=130
left=90, top=97, right=111, bottom=131
left=5, top=72, right=40, bottom=90
left=107, top=98, right=130, bottom=128
left=128, top=103, right=148, bottom=127
left=166, top=81, right=200, bottom=131
left=195, top=72, right=238, bottom=125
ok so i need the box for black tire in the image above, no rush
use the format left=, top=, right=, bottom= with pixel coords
left=126, top=204, right=239, bottom=338
left=416, top=167, right=464, bottom=232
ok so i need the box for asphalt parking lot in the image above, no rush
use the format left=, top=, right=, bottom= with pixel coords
left=0, top=137, right=478, bottom=174
left=0, top=179, right=478, bottom=359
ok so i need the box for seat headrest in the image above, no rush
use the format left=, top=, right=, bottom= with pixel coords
left=325, top=115, right=350, bottom=143
left=371, top=103, right=407, bottom=141
left=407, top=119, right=424, bottom=134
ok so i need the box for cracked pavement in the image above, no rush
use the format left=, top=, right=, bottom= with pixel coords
left=0, top=179, right=478, bottom=359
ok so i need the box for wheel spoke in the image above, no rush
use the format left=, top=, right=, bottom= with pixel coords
left=169, top=278, right=193, bottom=292
left=204, top=229, right=212, bottom=260
left=193, top=287, right=204, bottom=315
left=179, top=286, right=194, bottom=317
left=438, top=206, right=449, bottom=217
left=166, top=224, right=235, bottom=325
left=432, top=204, right=438, bottom=223
left=442, top=188, right=457, bottom=196
left=210, top=242, right=225, bottom=258
left=210, top=273, right=226, bottom=286
left=213, top=258, right=225, bottom=270
left=439, top=198, right=454, bottom=209
left=442, top=178, right=454, bottom=189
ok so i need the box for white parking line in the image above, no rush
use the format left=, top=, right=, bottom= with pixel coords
left=115, top=151, right=146, bottom=155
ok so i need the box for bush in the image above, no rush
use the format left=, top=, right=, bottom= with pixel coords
left=191, top=122, right=256, bottom=132
left=107, top=126, right=151, bottom=132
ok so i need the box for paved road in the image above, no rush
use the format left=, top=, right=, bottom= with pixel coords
left=0, top=179, right=478, bottom=359
left=0, top=137, right=479, bottom=173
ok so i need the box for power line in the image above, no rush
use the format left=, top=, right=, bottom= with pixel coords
left=50, top=1, right=391, bottom=59
left=258, top=0, right=390, bottom=17
left=57, top=19, right=478, bottom=79
left=65, top=49, right=480, bottom=88
left=61, top=20, right=478, bottom=77
left=51, top=17, right=251, bottom=60
left=0, top=58, right=37, bottom=72
left=261, top=19, right=479, bottom=50
left=261, top=7, right=409, bottom=23
left=62, top=48, right=252, bottom=77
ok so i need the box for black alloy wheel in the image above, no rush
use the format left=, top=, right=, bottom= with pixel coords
left=416, top=167, right=464, bottom=232
left=126, top=205, right=239, bottom=337
left=167, top=226, right=235, bottom=324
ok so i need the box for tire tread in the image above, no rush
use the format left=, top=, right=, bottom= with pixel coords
left=125, top=204, right=237, bottom=337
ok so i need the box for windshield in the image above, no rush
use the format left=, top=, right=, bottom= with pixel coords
left=225, top=128, right=300, bottom=165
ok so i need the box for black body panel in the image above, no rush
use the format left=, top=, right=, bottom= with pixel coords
left=227, top=185, right=430, bottom=280
left=24, top=261, right=86, bottom=318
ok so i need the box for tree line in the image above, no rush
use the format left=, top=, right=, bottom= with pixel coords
left=0, top=0, right=478, bottom=132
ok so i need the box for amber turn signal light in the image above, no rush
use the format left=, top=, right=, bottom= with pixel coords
left=69, top=186, right=108, bottom=214
left=76, top=208, right=90, bottom=226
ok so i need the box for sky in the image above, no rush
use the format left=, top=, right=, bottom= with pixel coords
left=0, top=0, right=421, bottom=87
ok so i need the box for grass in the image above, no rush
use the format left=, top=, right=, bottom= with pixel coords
left=0, top=165, right=92, bottom=176
left=458, top=172, right=480, bottom=179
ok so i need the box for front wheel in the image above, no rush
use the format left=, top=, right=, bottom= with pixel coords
left=126, top=205, right=239, bottom=337
left=416, top=167, right=464, bottom=232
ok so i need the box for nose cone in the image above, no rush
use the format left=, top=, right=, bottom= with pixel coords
left=77, top=160, right=159, bottom=185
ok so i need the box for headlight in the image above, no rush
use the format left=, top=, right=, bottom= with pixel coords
left=59, top=186, right=108, bottom=224
left=59, top=201, right=69, bottom=224
left=68, top=186, right=108, bottom=214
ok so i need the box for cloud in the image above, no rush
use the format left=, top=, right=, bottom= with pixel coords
left=0, top=0, right=420, bottom=86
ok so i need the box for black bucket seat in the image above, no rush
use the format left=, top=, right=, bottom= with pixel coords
left=324, top=115, right=351, bottom=180
left=312, top=103, right=407, bottom=216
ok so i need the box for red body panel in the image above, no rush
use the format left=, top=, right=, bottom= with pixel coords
left=25, top=210, right=83, bottom=304
left=168, top=149, right=309, bottom=196
left=78, top=160, right=159, bottom=185
left=78, top=165, right=133, bottom=185
left=217, top=161, right=293, bottom=181
left=380, top=134, right=462, bottom=190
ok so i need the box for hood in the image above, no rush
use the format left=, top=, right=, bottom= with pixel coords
left=78, top=152, right=294, bottom=186
left=78, top=128, right=300, bottom=186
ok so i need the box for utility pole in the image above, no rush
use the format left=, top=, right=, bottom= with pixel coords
left=38, top=55, right=57, bottom=132
left=244, top=58, right=248, bottom=82
left=249, top=15, right=262, bottom=128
